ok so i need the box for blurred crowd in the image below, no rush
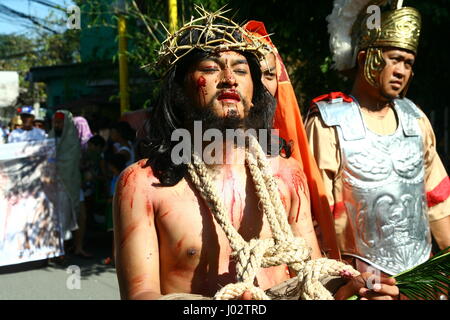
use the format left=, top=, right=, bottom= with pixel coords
left=1, top=106, right=141, bottom=266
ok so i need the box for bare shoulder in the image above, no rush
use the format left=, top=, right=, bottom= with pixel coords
left=114, top=159, right=162, bottom=220
left=270, top=155, right=309, bottom=196
left=269, top=155, right=304, bottom=177
left=116, top=159, right=159, bottom=193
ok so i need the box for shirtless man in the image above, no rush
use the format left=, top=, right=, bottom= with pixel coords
left=114, top=9, right=399, bottom=300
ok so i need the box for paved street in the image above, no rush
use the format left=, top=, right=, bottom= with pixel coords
left=0, top=230, right=120, bottom=300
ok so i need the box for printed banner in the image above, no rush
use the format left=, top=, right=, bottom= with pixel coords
left=0, top=139, right=63, bottom=267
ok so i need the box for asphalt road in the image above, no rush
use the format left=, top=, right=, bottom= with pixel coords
left=0, top=229, right=120, bottom=300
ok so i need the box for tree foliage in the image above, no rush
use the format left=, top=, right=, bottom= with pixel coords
left=3, top=0, right=448, bottom=113
left=110, top=0, right=450, bottom=114
left=0, top=2, right=80, bottom=106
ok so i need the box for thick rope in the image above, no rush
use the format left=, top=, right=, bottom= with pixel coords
left=186, top=135, right=359, bottom=300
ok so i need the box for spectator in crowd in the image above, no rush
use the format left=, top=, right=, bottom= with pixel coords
left=73, top=116, right=96, bottom=259
left=74, top=116, right=94, bottom=152
left=48, top=110, right=81, bottom=252
left=9, top=115, right=22, bottom=132
left=82, top=135, right=108, bottom=230
left=82, top=135, right=107, bottom=198
left=91, top=115, right=112, bottom=144
left=8, top=108, right=46, bottom=143
left=73, top=191, right=93, bottom=258
left=110, top=121, right=136, bottom=167
left=33, top=117, right=46, bottom=131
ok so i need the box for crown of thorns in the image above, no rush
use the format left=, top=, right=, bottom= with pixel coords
left=156, top=6, right=273, bottom=72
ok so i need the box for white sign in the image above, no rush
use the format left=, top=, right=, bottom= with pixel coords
left=0, top=139, right=63, bottom=266
left=0, top=72, right=19, bottom=108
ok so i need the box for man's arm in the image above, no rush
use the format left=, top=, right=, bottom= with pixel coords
left=417, top=112, right=450, bottom=250
left=304, top=114, right=342, bottom=216
left=113, top=163, right=162, bottom=299
left=430, top=216, right=450, bottom=250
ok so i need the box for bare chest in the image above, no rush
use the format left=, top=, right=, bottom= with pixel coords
left=153, top=174, right=292, bottom=294
left=154, top=174, right=291, bottom=259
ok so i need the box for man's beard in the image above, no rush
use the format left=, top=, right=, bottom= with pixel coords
left=168, top=82, right=277, bottom=158
left=174, top=86, right=275, bottom=133
left=185, top=102, right=245, bottom=132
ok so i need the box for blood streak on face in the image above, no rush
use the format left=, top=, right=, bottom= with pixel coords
left=197, top=76, right=207, bottom=106
left=197, top=76, right=206, bottom=87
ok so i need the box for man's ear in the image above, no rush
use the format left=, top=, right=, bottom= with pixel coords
left=357, top=51, right=366, bottom=68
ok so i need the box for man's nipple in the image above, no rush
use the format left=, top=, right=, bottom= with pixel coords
left=187, top=248, right=197, bottom=257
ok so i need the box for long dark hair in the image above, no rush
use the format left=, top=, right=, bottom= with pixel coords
left=142, top=29, right=281, bottom=186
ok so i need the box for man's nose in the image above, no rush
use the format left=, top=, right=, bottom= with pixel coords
left=393, top=63, right=406, bottom=79
left=219, top=68, right=237, bottom=87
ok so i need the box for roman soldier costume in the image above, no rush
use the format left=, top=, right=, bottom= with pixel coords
left=306, top=0, right=450, bottom=276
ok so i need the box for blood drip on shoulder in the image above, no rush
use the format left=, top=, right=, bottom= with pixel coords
left=274, top=169, right=307, bottom=224
left=291, top=170, right=307, bottom=223
left=116, top=167, right=138, bottom=211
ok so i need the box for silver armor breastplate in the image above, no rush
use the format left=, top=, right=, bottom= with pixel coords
left=316, top=97, right=431, bottom=275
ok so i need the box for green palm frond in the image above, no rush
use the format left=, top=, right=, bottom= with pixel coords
left=394, top=247, right=450, bottom=300
left=347, top=246, right=450, bottom=300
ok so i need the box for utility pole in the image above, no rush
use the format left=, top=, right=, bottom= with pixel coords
left=117, top=0, right=129, bottom=114
left=168, top=0, right=178, bottom=33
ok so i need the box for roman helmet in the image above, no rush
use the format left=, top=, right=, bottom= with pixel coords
left=327, top=0, right=421, bottom=97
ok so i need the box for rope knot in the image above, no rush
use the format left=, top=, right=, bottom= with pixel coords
left=263, top=237, right=311, bottom=270
left=234, top=238, right=272, bottom=283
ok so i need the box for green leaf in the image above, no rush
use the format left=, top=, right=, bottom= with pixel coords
left=348, top=247, right=449, bottom=300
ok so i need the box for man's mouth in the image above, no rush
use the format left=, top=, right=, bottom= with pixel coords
left=217, top=91, right=241, bottom=103
left=390, top=80, right=403, bottom=89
